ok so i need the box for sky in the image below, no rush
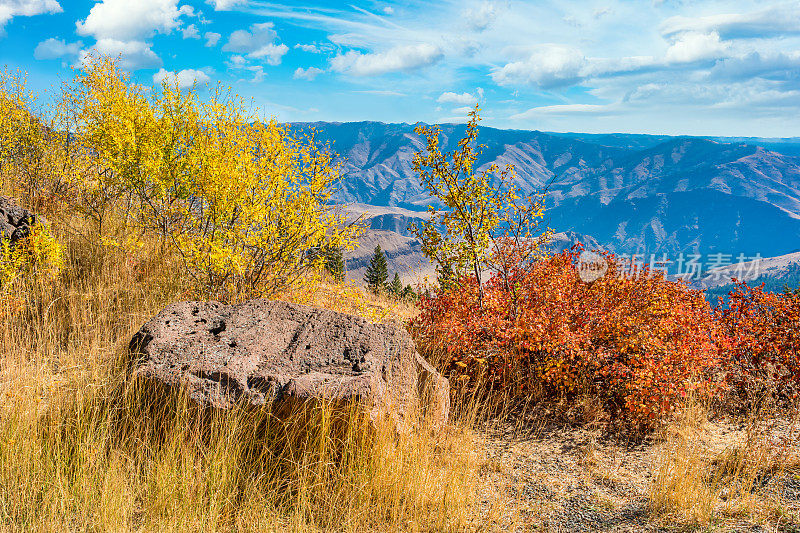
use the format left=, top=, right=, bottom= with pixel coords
left=0, top=0, right=799, bottom=137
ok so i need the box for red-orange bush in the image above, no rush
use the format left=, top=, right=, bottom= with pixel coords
left=716, top=282, right=800, bottom=404
left=411, top=249, right=724, bottom=427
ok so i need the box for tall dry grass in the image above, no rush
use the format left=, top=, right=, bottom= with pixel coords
left=0, top=216, right=481, bottom=532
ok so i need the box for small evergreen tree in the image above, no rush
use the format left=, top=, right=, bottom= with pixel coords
left=401, top=284, right=416, bottom=302
left=322, top=245, right=345, bottom=281
left=364, top=245, right=388, bottom=294
left=390, top=272, right=403, bottom=297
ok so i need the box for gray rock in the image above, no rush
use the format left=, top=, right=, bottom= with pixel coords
left=129, top=299, right=449, bottom=428
left=0, top=196, right=42, bottom=246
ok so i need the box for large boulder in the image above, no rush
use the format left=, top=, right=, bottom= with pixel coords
left=129, top=300, right=449, bottom=428
left=0, top=196, right=41, bottom=246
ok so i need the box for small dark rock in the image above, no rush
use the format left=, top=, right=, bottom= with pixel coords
left=0, top=196, right=43, bottom=247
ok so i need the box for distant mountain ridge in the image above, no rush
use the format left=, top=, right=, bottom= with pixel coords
left=292, top=121, right=800, bottom=262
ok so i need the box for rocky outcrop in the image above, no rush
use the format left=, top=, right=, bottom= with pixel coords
left=129, top=300, right=449, bottom=428
left=0, top=196, right=41, bottom=246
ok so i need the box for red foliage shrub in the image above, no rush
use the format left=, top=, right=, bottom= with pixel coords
left=716, top=282, right=800, bottom=403
left=411, top=248, right=724, bottom=427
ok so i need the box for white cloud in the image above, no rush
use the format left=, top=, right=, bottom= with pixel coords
left=492, top=33, right=729, bottom=90
left=382, top=6, right=394, bottom=15
left=330, top=43, right=443, bottom=76
left=511, top=104, right=615, bottom=120
left=661, top=5, right=800, bottom=40
left=204, top=31, right=221, bottom=47
left=34, top=37, right=81, bottom=59
left=451, top=106, right=474, bottom=115
left=710, top=51, right=800, bottom=82
left=353, top=89, right=406, bottom=96
left=223, top=22, right=288, bottom=65
left=664, top=31, right=728, bottom=64
left=491, top=45, right=586, bottom=88
left=223, top=22, right=276, bottom=52
left=249, top=43, right=288, bottom=65
left=226, top=54, right=265, bottom=82
left=153, top=67, right=210, bottom=88
left=182, top=23, right=199, bottom=39
left=76, top=0, right=192, bottom=41
left=464, top=2, right=497, bottom=32
left=293, top=66, right=324, bottom=81
left=0, top=0, right=61, bottom=35
left=437, top=89, right=483, bottom=105
left=295, top=43, right=320, bottom=53
left=205, top=0, right=246, bottom=10
left=79, top=39, right=161, bottom=70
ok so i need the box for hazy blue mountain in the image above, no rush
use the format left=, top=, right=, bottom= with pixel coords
left=292, top=122, right=800, bottom=263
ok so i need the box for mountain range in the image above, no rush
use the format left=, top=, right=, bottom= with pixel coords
left=291, top=121, right=800, bottom=287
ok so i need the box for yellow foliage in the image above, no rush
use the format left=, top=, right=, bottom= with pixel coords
left=3, top=55, right=360, bottom=302
left=411, top=104, right=549, bottom=304
left=0, top=222, right=63, bottom=289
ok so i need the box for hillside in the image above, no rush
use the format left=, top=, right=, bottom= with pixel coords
left=296, top=122, right=800, bottom=268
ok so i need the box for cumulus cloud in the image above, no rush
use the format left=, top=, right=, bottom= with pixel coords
left=223, top=22, right=275, bottom=52
left=205, top=0, right=246, bottom=10
left=330, top=43, right=443, bottom=76
left=437, top=88, right=483, bottom=105
left=223, top=22, right=288, bottom=65
left=79, top=39, right=161, bottom=70
left=0, top=0, right=61, bottom=35
left=249, top=43, right=288, bottom=65
left=664, top=31, right=728, bottom=64
left=153, top=67, right=211, bottom=88
left=182, top=23, right=199, bottom=39
left=293, top=66, right=324, bottom=80
left=34, top=37, right=82, bottom=59
left=491, top=45, right=586, bottom=88
left=661, top=4, right=800, bottom=40
left=204, top=31, right=221, bottom=47
left=76, top=0, right=192, bottom=41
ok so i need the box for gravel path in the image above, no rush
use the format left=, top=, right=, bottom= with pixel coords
left=474, top=418, right=800, bottom=532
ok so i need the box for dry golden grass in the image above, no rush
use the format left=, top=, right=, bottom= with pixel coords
left=0, top=217, right=481, bottom=532
left=278, top=270, right=419, bottom=325
left=649, top=399, right=800, bottom=528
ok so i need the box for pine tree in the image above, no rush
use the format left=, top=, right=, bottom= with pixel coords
left=401, top=284, right=415, bottom=302
left=390, top=272, right=403, bottom=297
left=364, top=245, right=388, bottom=294
left=322, top=245, right=345, bottom=281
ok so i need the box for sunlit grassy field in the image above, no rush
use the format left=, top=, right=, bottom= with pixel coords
left=0, top=223, right=480, bottom=532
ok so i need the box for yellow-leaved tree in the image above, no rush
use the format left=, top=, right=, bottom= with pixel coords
left=0, top=70, right=64, bottom=290
left=0, top=69, right=74, bottom=213
left=411, top=105, right=549, bottom=308
left=60, top=55, right=358, bottom=301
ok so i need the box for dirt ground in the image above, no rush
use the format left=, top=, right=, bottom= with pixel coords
left=474, top=416, right=800, bottom=532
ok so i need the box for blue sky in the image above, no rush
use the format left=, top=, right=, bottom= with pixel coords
left=1, top=0, right=799, bottom=136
